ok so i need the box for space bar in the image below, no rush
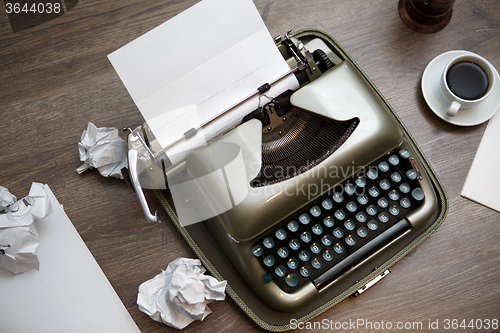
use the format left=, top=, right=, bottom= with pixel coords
left=313, top=219, right=411, bottom=289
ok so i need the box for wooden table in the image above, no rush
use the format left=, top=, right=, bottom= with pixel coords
left=1, top=0, right=499, bottom=332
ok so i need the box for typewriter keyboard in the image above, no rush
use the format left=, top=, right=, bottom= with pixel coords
left=251, top=148, right=425, bottom=292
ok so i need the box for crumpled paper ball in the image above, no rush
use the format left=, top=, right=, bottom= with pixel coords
left=0, top=183, right=53, bottom=274
left=137, top=258, right=227, bottom=329
left=77, top=122, right=127, bottom=179
left=0, top=186, right=16, bottom=210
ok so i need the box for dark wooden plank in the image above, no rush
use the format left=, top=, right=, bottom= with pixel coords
left=1, top=0, right=499, bottom=332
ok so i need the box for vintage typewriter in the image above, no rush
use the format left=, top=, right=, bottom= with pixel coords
left=123, top=29, right=446, bottom=325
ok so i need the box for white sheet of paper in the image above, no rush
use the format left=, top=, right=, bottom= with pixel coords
left=108, top=0, right=298, bottom=165
left=461, top=111, right=500, bottom=212
left=0, top=185, right=140, bottom=333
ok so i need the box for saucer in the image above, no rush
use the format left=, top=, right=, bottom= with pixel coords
left=421, top=50, right=500, bottom=126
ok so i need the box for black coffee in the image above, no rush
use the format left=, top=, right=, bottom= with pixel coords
left=446, top=61, right=489, bottom=100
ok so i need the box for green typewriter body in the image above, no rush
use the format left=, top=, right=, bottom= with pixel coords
left=125, top=29, right=447, bottom=327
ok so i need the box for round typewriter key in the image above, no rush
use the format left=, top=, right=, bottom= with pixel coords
left=251, top=245, right=263, bottom=257
left=346, top=201, right=357, bottom=212
left=355, top=176, right=367, bottom=187
left=310, top=206, right=321, bottom=217
left=300, top=266, right=311, bottom=277
left=379, top=179, right=390, bottom=190
left=412, top=188, right=425, bottom=201
left=275, top=265, right=286, bottom=277
left=399, top=183, right=410, bottom=194
left=289, top=239, right=301, bottom=251
left=345, top=234, right=356, bottom=246
left=389, top=155, right=400, bottom=166
left=391, top=172, right=402, bottom=183
left=369, top=186, right=380, bottom=197
left=357, top=227, right=368, bottom=238
left=311, top=257, right=322, bottom=269
left=323, top=216, right=335, bottom=227
left=367, top=168, right=378, bottom=180
left=275, top=228, right=287, bottom=240
left=357, top=194, right=369, bottom=205
left=344, top=219, right=355, bottom=231
left=379, top=161, right=390, bottom=172
left=287, top=258, right=298, bottom=270
left=399, top=148, right=410, bottom=158
left=332, top=191, right=344, bottom=203
left=298, top=250, right=310, bottom=262
left=310, top=242, right=321, bottom=254
left=300, top=231, right=312, bottom=243
left=322, top=199, right=333, bottom=210
left=400, top=197, right=411, bottom=209
left=299, top=213, right=311, bottom=225
left=323, top=250, right=333, bottom=262
left=406, top=169, right=417, bottom=180
left=356, top=212, right=367, bottom=223
left=263, top=255, right=275, bottom=267
left=334, top=209, right=346, bottom=220
left=285, top=273, right=299, bottom=287
left=366, top=205, right=377, bottom=216
left=345, top=183, right=355, bottom=196
left=287, top=221, right=299, bottom=232
left=312, top=223, right=323, bottom=235
left=389, top=205, right=399, bottom=216
left=333, top=227, right=344, bottom=239
left=377, top=197, right=389, bottom=208
left=263, top=237, right=275, bottom=249
left=367, top=220, right=378, bottom=231
left=321, top=235, right=333, bottom=246
left=278, top=247, right=289, bottom=258
left=378, top=212, right=390, bottom=223
left=333, top=242, right=344, bottom=254
left=389, top=190, right=400, bottom=201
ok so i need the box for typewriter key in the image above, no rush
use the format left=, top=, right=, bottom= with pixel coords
left=311, top=258, right=322, bottom=269
left=367, top=220, right=378, bottom=231
left=299, top=213, right=311, bottom=225
left=298, top=250, right=310, bottom=262
left=275, top=228, right=287, bottom=240
left=323, top=216, right=334, bottom=227
left=345, top=234, right=356, bottom=246
left=399, top=148, right=410, bottom=158
left=323, top=250, right=333, bottom=262
left=289, top=239, right=301, bottom=251
left=346, top=201, right=357, bottom=212
left=379, top=161, right=390, bottom=172
left=389, top=155, right=400, bottom=166
left=285, top=273, right=299, bottom=287
left=252, top=245, right=263, bottom=257
left=333, top=227, right=344, bottom=239
left=399, top=183, right=410, bottom=194
left=275, top=265, right=286, bottom=277
left=412, top=188, right=425, bottom=201
left=263, top=237, right=275, bottom=249
left=288, top=258, right=298, bottom=270
left=300, top=266, right=311, bottom=277
left=312, top=224, right=323, bottom=235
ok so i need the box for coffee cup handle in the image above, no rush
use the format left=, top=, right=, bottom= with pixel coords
left=446, top=101, right=461, bottom=117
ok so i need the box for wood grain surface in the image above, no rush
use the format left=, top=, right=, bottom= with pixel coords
left=1, top=0, right=499, bottom=332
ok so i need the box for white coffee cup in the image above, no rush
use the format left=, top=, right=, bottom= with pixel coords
left=442, top=53, right=496, bottom=117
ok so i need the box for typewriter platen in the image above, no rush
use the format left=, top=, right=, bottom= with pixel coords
left=125, top=31, right=442, bottom=312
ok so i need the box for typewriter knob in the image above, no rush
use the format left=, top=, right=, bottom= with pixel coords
left=313, top=49, right=333, bottom=73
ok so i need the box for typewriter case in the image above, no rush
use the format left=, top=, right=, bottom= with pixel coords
left=125, top=29, right=448, bottom=331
